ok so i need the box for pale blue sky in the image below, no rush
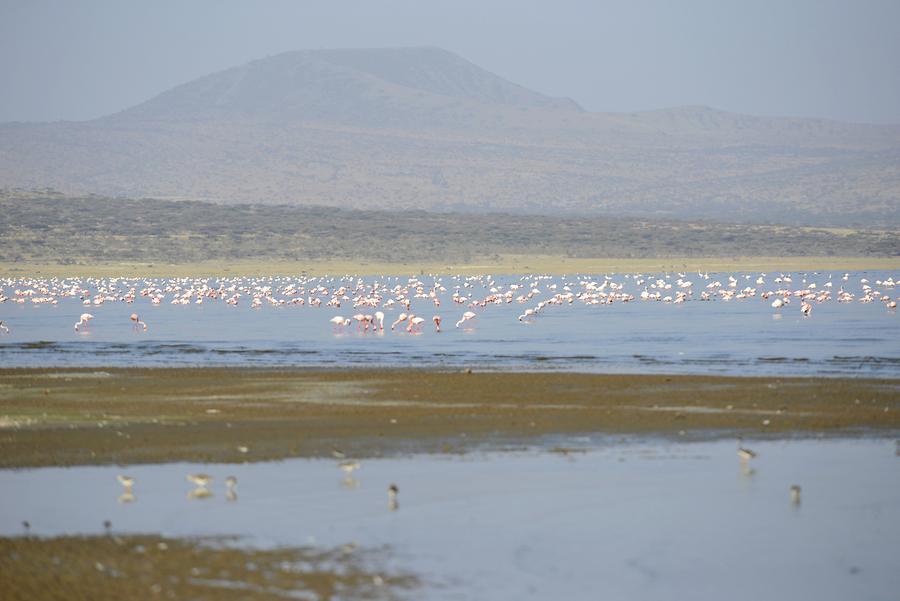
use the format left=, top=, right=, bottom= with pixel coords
left=1, top=0, right=899, bottom=124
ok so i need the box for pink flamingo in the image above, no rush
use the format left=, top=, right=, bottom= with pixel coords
left=374, top=311, right=385, bottom=331
left=456, top=311, right=477, bottom=328
left=390, top=313, right=409, bottom=331
left=130, top=313, right=148, bottom=331
left=407, top=316, right=425, bottom=332
left=352, top=313, right=366, bottom=330
left=432, top=315, right=441, bottom=332
left=74, top=313, right=94, bottom=331
left=800, top=301, right=812, bottom=317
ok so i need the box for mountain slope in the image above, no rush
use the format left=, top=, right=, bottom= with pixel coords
left=105, top=46, right=581, bottom=127
left=1, top=47, right=898, bottom=226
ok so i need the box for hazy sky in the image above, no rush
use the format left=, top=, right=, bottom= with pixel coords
left=2, top=0, right=899, bottom=124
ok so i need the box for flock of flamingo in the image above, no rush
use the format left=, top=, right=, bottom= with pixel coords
left=0, top=271, right=896, bottom=336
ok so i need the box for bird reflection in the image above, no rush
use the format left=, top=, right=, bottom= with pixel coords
left=118, top=491, right=136, bottom=503
left=187, top=487, right=213, bottom=500
left=226, top=476, right=238, bottom=502
left=790, top=485, right=802, bottom=506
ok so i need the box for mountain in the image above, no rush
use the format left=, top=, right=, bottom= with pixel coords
left=1, top=47, right=898, bottom=226
left=109, top=47, right=581, bottom=126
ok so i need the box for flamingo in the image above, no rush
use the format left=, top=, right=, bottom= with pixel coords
left=130, top=313, right=148, bottom=331
left=801, top=301, right=813, bottom=317
left=432, top=315, right=441, bottom=332
left=456, top=311, right=477, bottom=328
left=518, top=308, right=535, bottom=321
left=374, top=311, right=385, bottom=331
left=407, top=316, right=426, bottom=332
left=329, top=315, right=351, bottom=330
left=352, top=313, right=366, bottom=330
left=390, top=313, right=409, bottom=331
left=74, top=313, right=94, bottom=331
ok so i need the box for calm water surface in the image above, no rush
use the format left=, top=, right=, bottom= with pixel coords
left=2, top=438, right=899, bottom=600
left=1, top=271, right=897, bottom=376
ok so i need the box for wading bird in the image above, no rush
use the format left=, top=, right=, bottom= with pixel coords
left=74, top=313, right=94, bottom=331
left=456, top=311, right=477, bottom=328
left=130, top=313, right=148, bottom=330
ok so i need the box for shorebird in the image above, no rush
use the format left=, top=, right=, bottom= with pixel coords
left=0, top=320, right=9, bottom=334
left=187, top=473, right=213, bottom=487
left=22, top=520, right=30, bottom=536
left=117, top=474, right=135, bottom=490
left=225, top=475, right=238, bottom=502
left=737, top=441, right=757, bottom=462
left=388, top=483, right=399, bottom=511
left=103, top=520, right=112, bottom=535
left=790, top=485, right=802, bottom=505
left=339, top=460, right=361, bottom=475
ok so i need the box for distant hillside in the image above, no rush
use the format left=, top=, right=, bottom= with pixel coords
left=1, top=193, right=896, bottom=265
left=0, top=47, right=898, bottom=226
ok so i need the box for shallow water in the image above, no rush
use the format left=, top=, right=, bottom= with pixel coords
left=0, top=271, right=898, bottom=376
left=2, top=438, right=899, bottom=600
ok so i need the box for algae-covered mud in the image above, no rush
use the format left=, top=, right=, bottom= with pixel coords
left=0, top=535, right=418, bottom=601
left=0, top=368, right=897, bottom=467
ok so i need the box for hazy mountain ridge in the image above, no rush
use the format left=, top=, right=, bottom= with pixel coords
left=1, top=47, right=898, bottom=226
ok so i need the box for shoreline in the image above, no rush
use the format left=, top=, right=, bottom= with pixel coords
left=3, top=255, right=898, bottom=278
left=1, top=367, right=897, bottom=468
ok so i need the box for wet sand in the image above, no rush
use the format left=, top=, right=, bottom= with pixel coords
left=0, top=535, right=417, bottom=601
left=1, top=368, right=897, bottom=468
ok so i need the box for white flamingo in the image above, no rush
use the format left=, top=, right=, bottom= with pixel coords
left=74, top=313, right=94, bottom=331
left=456, top=311, right=477, bottom=328
left=329, top=316, right=351, bottom=330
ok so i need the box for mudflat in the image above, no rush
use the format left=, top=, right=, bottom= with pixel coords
left=0, top=535, right=417, bottom=601
left=1, top=368, right=897, bottom=468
